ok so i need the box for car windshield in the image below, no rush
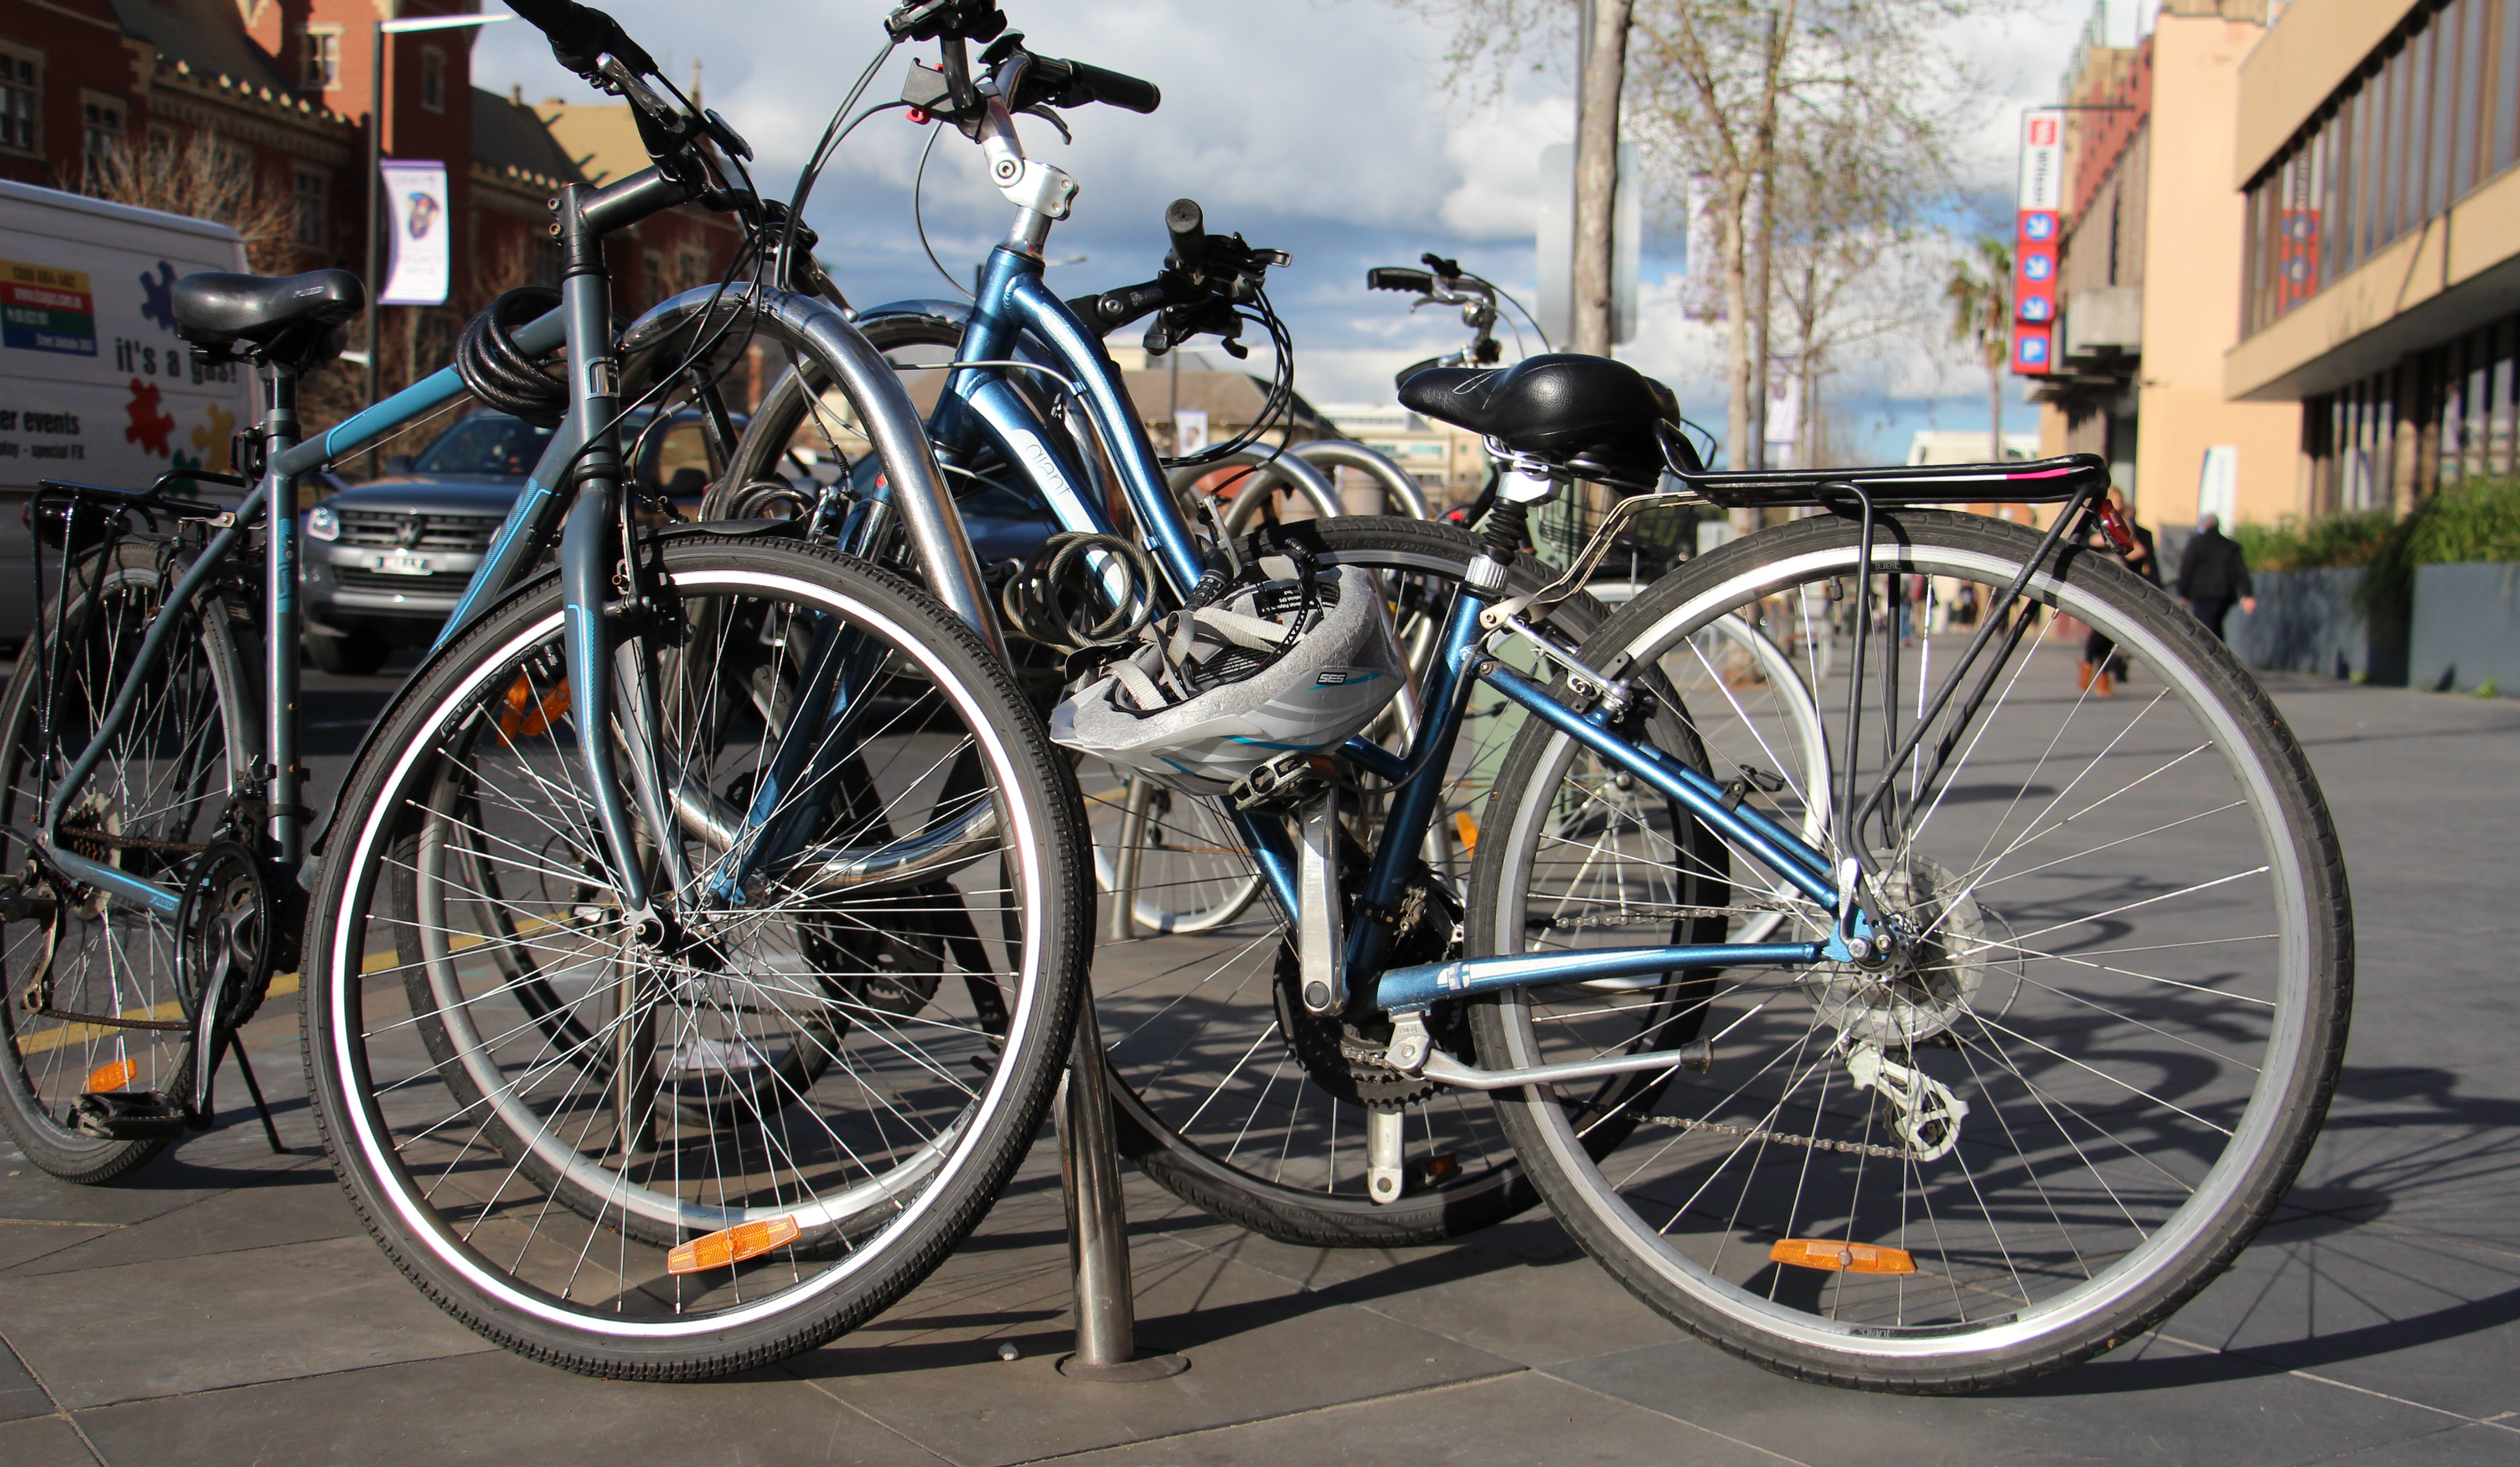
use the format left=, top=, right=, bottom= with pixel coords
left=414, top=414, right=554, bottom=477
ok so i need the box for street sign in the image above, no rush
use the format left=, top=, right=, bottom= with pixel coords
left=379, top=160, right=450, bottom=306
left=2012, top=110, right=2065, bottom=375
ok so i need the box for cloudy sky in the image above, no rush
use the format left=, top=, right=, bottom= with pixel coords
left=472, top=1, right=2091, bottom=463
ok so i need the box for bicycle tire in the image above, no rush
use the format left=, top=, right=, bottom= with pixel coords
left=0, top=539, right=252, bottom=1184
left=300, top=533, right=1091, bottom=1379
left=1466, top=511, right=2351, bottom=1391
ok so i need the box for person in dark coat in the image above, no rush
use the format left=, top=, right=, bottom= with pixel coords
left=2175, top=512, right=2256, bottom=643
left=2080, top=493, right=2158, bottom=695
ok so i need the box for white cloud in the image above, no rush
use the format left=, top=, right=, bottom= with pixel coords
left=470, top=0, right=2087, bottom=461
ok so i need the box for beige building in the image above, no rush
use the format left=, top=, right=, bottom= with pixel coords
left=2226, top=0, right=2520, bottom=517
left=1311, top=403, right=1490, bottom=509
left=2040, top=1, right=2301, bottom=533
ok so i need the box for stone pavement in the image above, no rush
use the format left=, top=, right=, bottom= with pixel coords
left=3, top=670, right=2516, bottom=1466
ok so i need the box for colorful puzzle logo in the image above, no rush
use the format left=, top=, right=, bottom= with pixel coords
left=124, top=378, right=175, bottom=457
left=139, top=261, right=179, bottom=333
left=188, top=403, right=236, bottom=474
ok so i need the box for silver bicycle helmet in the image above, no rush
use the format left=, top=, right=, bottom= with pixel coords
left=1050, top=560, right=1406, bottom=798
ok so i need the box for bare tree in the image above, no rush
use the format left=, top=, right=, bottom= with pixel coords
left=1572, top=1, right=1634, bottom=357
left=84, top=132, right=297, bottom=273
left=1945, top=235, right=2014, bottom=462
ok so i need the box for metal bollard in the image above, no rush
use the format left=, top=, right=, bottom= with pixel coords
left=1052, top=999, right=1188, bottom=1382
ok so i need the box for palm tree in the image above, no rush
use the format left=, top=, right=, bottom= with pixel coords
left=1945, top=236, right=2014, bottom=461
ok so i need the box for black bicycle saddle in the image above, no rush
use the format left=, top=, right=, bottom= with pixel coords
left=172, top=269, right=365, bottom=372
left=1399, top=354, right=1679, bottom=479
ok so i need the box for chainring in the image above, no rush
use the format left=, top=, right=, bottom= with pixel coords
left=1272, top=854, right=1470, bottom=1111
left=175, top=839, right=276, bottom=1034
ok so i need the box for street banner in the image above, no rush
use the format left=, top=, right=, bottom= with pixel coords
left=379, top=160, right=450, bottom=306
left=2012, top=109, right=2064, bottom=376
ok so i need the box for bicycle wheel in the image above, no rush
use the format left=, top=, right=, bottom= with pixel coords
left=1467, top=510, right=2351, bottom=1391
left=1098, top=516, right=1727, bottom=1246
left=0, top=540, right=252, bottom=1183
left=300, top=533, right=1091, bottom=1379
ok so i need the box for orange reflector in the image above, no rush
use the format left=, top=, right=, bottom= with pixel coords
left=1770, top=1239, right=1915, bottom=1275
left=1453, top=812, right=1478, bottom=854
left=85, top=1059, right=136, bottom=1093
left=498, top=676, right=570, bottom=740
left=666, top=1215, right=803, bottom=1275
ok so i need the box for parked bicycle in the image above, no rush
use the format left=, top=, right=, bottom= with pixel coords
left=691, top=0, right=2352, bottom=1391
left=0, top=0, right=1105, bottom=1382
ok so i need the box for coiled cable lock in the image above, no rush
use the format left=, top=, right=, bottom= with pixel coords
left=456, top=285, right=568, bottom=427
left=1000, top=532, right=1156, bottom=653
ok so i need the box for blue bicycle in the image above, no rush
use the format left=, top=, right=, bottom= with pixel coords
left=703, top=1, right=2353, bottom=1391
left=0, top=0, right=1100, bottom=1382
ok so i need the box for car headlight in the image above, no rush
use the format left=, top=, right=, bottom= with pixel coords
left=308, top=505, right=340, bottom=541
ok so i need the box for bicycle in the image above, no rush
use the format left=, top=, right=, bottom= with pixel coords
left=692, top=0, right=2352, bottom=1390
left=0, top=0, right=1104, bottom=1381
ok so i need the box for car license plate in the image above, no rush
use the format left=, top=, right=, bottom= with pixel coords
left=369, top=550, right=434, bottom=576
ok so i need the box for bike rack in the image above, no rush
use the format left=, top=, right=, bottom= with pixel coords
left=1052, top=1001, right=1189, bottom=1382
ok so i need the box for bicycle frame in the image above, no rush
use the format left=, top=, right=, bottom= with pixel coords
left=868, top=235, right=1891, bottom=1021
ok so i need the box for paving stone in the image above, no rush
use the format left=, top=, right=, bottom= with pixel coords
left=2151, top=1212, right=2520, bottom=1423
left=72, top=1351, right=934, bottom=1467
left=795, top=1205, right=1522, bottom=1467
left=1551, top=1335, right=2464, bottom=1467
left=1050, top=1370, right=1804, bottom=1467
left=0, top=1336, right=53, bottom=1424
left=2306, top=1422, right=2520, bottom=1466
left=0, top=1415, right=93, bottom=1467
left=0, top=1223, right=115, bottom=1274
left=1, top=1162, right=357, bottom=1279
left=0, top=1234, right=487, bottom=1407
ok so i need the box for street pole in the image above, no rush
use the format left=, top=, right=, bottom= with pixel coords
left=363, top=20, right=383, bottom=478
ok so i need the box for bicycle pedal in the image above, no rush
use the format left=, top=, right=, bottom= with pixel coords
left=66, top=1090, right=188, bottom=1141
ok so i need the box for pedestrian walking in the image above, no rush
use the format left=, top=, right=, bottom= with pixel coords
left=2080, top=493, right=2159, bottom=696
left=2174, top=511, right=2256, bottom=644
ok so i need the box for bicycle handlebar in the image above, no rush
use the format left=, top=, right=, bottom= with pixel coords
left=505, top=0, right=657, bottom=76
left=1026, top=54, right=1162, bottom=115
left=1367, top=268, right=1434, bottom=293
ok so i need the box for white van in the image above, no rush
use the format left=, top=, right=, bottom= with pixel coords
left=0, top=178, right=255, bottom=643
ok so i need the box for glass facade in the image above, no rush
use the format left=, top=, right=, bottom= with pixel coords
left=2303, top=311, right=2520, bottom=515
left=2244, top=0, right=2520, bottom=335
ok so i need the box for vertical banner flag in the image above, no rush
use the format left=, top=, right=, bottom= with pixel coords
left=2013, top=108, right=2063, bottom=375
left=379, top=160, right=451, bottom=306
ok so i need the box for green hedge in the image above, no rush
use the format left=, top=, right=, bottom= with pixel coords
left=2231, top=510, right=2395, bottom=572
left=2356, top=478, right=2520, bottom=632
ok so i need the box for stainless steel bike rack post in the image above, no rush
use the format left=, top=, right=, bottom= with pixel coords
left=1052, top=1001, right=1191, bottom=1382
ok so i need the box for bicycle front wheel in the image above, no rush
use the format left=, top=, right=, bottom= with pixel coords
left=300, top=534, right=1091, bottom=1379
left=1468, top=511, right=2351, bottom=1391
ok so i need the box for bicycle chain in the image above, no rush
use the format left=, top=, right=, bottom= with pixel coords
left=1535, top=902, right=1798, bottom=933
left=1668, top=1115, right=1923, bottom=1162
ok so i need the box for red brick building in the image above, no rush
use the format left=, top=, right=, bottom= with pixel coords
left=2, top=1, right=740, bottom=339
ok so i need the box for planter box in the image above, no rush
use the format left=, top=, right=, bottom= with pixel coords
left=2228, top=567, right=2406, bottom=685
left=2410, top=561, right=2520, bottom=694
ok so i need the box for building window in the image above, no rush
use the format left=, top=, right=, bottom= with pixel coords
left=0, top=45, right=39, bottom=156
left=79, top=92, right=122, bottom=176
left=302, top=29, right=341, bottom=92
left=420, top=47, right=446, bottom=113
left=292, top=168, right=326, bottom=249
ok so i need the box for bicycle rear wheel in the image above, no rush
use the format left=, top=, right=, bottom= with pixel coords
left=1467, top=511, right=2351, bottom=1391
left=300, top=533, right=1090, bottom=1379
left=0, top=540, right=252, bottom=1182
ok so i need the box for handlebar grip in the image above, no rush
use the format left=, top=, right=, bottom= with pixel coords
left=1165, top=198, right=1206, bottom=269
left=504, top=0, right=655, bottom=76
left=1367, top=268, right=1435, bottom=293
left=1064, top=60, right=1161, bottom=114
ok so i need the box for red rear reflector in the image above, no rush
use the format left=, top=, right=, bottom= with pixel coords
left=86, top=1059, right=137, bottom=1093
left=667, top=1216, right=803, bottom=1275
left=1770, top=1239, right=1916, bottom=1275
